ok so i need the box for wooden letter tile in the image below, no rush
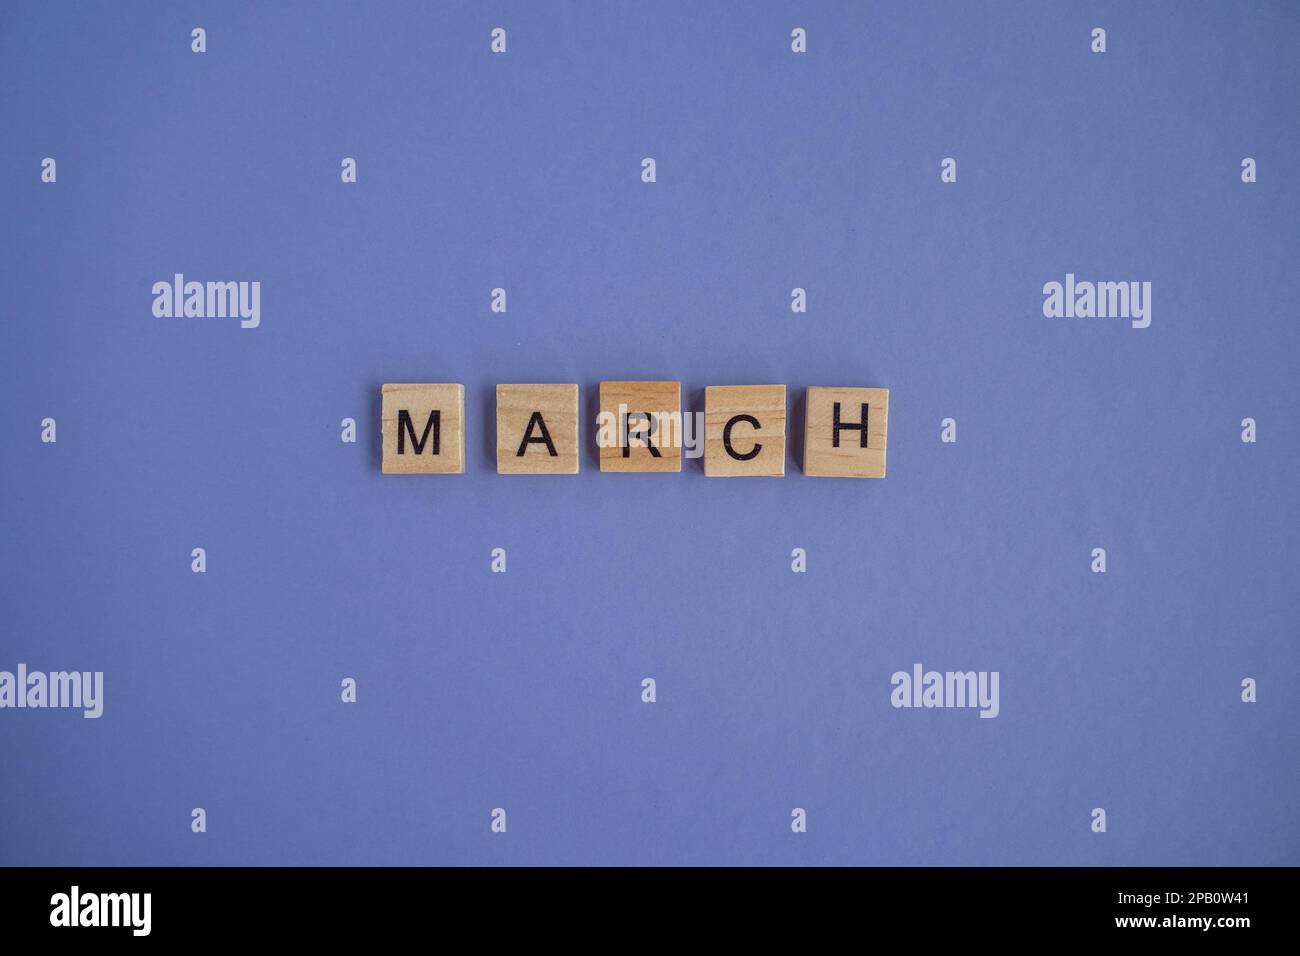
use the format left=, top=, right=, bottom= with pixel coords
left=381, top=383, right=465, bottom=474
left=703, top=385, right=786, bottom=477
left=803, top=386, right=889, bottom=478
left=598, top=381, right=682, bottom=473
left=496, top=384, right=580, bottom=474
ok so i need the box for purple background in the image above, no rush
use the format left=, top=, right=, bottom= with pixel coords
left=1, top=0, right=1297, bottom=866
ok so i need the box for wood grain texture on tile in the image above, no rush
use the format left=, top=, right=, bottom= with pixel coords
left=496, top=383, right=580, bottom=474
left=703, top=384, right=786, bottom=477
left=803, top=386, right=888, bottom=478
left=598, top=380, right=682, bottom=473
left=381, top=383, right=465, bottom=475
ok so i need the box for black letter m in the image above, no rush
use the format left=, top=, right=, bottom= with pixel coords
left=398, top=409, right=440, bottom=455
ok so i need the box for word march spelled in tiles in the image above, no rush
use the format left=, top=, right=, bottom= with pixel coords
left=380, top=382, right=889, bottom=478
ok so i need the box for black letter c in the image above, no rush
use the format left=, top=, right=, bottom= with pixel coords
left=723, top=414, right=762, bottom=461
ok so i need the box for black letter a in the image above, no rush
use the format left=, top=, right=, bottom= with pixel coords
left=516, top=412, right=558, bottom=457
